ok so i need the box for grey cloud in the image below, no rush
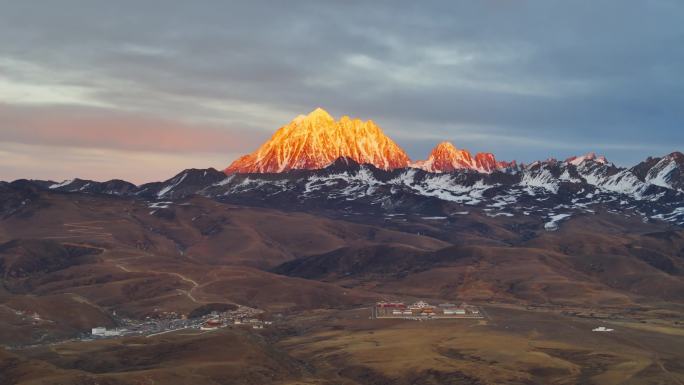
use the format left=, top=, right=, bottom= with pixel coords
left=0, top=0, right=682, bottom=177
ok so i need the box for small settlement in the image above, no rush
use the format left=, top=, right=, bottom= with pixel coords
left=90, top=305, right=270, bottom=340
left=373, top=300, right=483, bottom=320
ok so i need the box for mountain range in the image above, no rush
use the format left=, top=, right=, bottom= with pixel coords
left=225, top=108, right=507, bottom=174
left=7, top=108, right=681, bottom=230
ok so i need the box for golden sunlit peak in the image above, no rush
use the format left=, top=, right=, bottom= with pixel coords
left=412, top=141, right=503, bottom=173
left=306, top=107, right=334, bottom=119
left=292, top=107, right=334, bottom=125
left=434, top=141, right=459, bottom=151
left=225, top=108, right=410, bottom=174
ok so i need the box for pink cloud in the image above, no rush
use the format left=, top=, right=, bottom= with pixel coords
left=0, top=103, right=264, bottom=154
left=0, top=141, right=238, bottom=184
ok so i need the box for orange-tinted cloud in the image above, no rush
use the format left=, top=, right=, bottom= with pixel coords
left=0, top=103, right=262, bottom=154
left=0, top=141, right=237, bottom=184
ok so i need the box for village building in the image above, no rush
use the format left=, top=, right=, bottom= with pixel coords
left=592, top=326, right=614, bottom=332
left=409, top=301, right=431, bottom=309
left=91, top=327, right=124, bottom=337
left=201, top=319, right=223, bottom=330
left=104, top=329, right=123, bottom=337
left=376, top=302, right=406, bottom=308
left=373, top=299, right=483, bottom=320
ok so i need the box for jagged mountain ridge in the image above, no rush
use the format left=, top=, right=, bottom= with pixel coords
left=225, top=108, right=411, bottom=173
left=225, top=108, right=514, bottom=174
left=12, top=151, right=684, bottom=230
left=412, top=141, right=513, bottom=173
left=631, top=151, right=684, bottom=191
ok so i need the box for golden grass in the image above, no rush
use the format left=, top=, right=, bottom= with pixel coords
left=279, top=308, right=674, bottom=385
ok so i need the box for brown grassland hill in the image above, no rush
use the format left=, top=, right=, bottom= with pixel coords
left=1, top=187, right=683, bottom=384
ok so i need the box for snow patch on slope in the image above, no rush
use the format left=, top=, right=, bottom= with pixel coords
left=158, top=173, right=187, bottom=198
left=646, top=160, right=676, bottom=190
left=520, top=169, right=559, bottom=193
left=50, top=179, right=75, bottom=189
left=544, top=213, right=572, bottom=231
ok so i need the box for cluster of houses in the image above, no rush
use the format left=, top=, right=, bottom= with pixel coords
left=375, top=300, right=482, bottom=319
left=91, top=327, right=123, bottom=337
left=8, top=308, right=45, bottom=324
left=201, top=316, right=272, bottom=330
left=89, top=306, right=272, bottom=339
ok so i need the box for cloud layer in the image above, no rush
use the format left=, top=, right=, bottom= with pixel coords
left=1, top=1, right=682, bottom=182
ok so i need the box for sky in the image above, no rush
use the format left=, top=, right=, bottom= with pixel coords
left=1, top=1, right=683, bottom=184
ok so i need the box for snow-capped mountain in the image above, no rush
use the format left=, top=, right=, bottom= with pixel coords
left=631, top=152, right=684, bottom=192
left=565, top=152, right=608, bottom=166
left=412, top=141, right=510, bottom=173
left=11, top=106, right=681, bottom=231
left=40, top=151, right=681, bottom=227
left=225, top=108, right=411, bottom=173
left=46, top=178, right=137, bottom=195
left=136, top=168, right=227, bottom=200
left=208, top=154, right=684, bottom=227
